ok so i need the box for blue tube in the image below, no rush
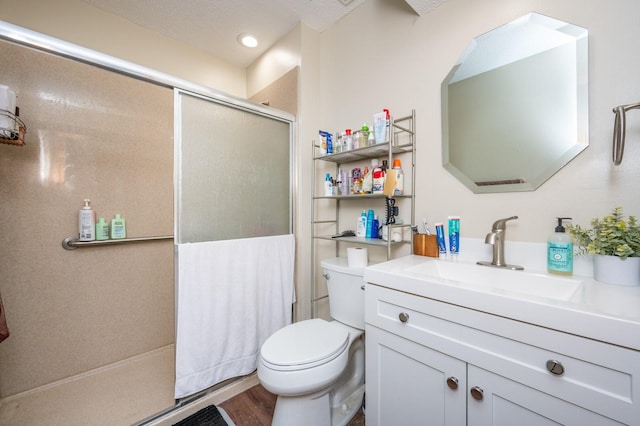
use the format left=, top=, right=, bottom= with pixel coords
left=435, top=223, right=447, bottom=254
left=448, top=216, right=460, bottom=255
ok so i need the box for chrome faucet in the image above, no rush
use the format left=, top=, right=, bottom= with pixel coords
left=477, top=216, right=524, bottom=270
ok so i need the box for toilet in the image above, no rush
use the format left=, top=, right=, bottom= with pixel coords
left=257, top=257, right=366, bottom=426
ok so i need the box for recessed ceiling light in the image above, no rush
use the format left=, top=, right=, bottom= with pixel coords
left=237, top=33, right=258, bottom=48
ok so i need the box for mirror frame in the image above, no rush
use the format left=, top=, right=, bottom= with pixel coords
left=442, top=13, right=589, bottom=193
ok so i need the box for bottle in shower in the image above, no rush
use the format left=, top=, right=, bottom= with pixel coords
left=95, top=217, right=110, bottom=241
left=78, top=199, right=96, bottom=241
left=110, top=214, right=127, bottom=239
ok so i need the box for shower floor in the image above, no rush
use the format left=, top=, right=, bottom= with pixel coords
left=0, top=345, right=176, bottom=425
left=0, top=344, right=262, bottom=426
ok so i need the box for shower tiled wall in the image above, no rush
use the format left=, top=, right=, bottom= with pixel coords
left=0, top=39, right=174, bottom=397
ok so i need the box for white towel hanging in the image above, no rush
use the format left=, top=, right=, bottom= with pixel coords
left=174, top=234, right=295, bottom=399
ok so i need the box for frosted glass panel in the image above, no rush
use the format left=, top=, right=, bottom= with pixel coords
left=177, top=91, right=292, bottom=243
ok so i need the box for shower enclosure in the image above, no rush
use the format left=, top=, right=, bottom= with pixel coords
left=0, top=21, right=294, bottom=425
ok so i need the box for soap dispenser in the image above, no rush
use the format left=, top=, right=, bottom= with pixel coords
left=547, top=217, right=573, bottom=275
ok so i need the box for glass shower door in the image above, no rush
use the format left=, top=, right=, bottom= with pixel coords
left=175, top=90, right=293, bottom=243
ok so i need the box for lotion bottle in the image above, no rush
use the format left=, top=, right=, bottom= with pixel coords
left=96, top=217, right=110, bottom=241
left=356, top=210, right=367, bottom=237
left=547, top=217, right=573, bottom=275
left=78, top=199, right=96, bottom=241
left=365, top=209, right=374, bottom=238
left=111, top=214, right=126, bottom=239
left=392, top=159, right=404, bottom=195
left=324, top=173, right=333, bottom=197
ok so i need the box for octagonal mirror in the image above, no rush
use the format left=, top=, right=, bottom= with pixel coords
left=442, top=13, right=588, bottom=193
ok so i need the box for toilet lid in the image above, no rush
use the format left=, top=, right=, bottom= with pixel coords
left=261, top=319, right=349, bottom=370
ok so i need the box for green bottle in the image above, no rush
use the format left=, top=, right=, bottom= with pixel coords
left=96, top=217, right=110, bottom=240
left=361, top=123, right=369, bottom=147
left=110, top=214, right=126, bottom=239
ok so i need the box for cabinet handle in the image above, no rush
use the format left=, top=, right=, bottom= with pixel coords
left=470, top=386, right=484, bottom=401
left=446, top=377, right=459, bottom=390
left=398, top=312, right=410, bottom=323
left=361, top=285, right=365, bottom=290
left=322, top=273, right=330, bottom=280
left=546, top=359, right=565, bottom=376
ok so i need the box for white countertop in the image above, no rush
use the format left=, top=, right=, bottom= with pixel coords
left=364, top=254, right=640, bottom=351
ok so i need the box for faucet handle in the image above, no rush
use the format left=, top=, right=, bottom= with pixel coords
left=491, top=216, right=518, bottom=231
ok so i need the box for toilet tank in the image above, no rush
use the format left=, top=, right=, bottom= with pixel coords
left=321, top=257, right=366, bottom=330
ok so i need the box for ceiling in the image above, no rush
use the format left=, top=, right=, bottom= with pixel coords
left=81, top=0, right=447, bottom=68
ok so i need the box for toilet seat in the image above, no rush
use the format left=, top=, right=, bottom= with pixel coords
left=260, top=319, right=349, bottom=371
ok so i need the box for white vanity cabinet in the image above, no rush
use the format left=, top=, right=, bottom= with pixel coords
left=365, top=283, right=640, bottom=425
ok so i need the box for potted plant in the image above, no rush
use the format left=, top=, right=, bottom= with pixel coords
left=568, top=206, right=640, bottom=286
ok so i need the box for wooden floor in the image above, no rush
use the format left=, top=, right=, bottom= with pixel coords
left=219, top=384, right=365, bottom=426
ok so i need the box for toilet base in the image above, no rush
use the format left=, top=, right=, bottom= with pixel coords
left=331, top=384, right=365, bottom=426
left=271, top=385, right=364, bottom=426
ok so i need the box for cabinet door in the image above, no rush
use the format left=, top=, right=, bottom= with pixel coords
left=366, top=326, right=466, bottom=426
left=467, top=365, right=624, bottom=426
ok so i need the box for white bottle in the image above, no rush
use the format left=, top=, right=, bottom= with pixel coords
left=392, top=159, right=404, bottom=195
left=345, top=129, right=353, bottom=151
left=372, top=161, right=385, bottom=194
left=78, top=199, right=96, bottom=241
left=324, top=173, right=333, bottom=197
left=356, top=210, right=367, bottom=237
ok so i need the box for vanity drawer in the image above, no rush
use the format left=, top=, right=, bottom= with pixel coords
left=365, top=283, right=640, bottom=424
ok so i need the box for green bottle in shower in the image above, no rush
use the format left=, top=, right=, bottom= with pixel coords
left=96, top=217, right=110, bottom=240
left=110, top=214, right=126, bottom=239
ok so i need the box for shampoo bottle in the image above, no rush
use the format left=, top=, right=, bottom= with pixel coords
left=324, top=173, right=333, bottom=197
left=356, top=210, right=367, bottom=237
left=365, top=209, right=374, bottom=238
left=96, top=217, right=110, bottom=241
left=392, top=159, right=404, bottom=195
left=78, top=199, right=96, bottom=241
left=372, top=215, right=380, bottom=239
left=547, top=217, right=573, bottom=275
left=111, top=214, right=126, bottom=239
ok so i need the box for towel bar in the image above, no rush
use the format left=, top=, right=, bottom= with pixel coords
left=62, top=235, right=173, bottom=250
left=612, top=101, right=640, bottom=165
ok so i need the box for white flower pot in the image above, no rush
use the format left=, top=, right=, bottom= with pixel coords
left=593, top=255, right=640, bottom=286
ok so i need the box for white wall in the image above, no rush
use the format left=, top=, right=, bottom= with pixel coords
left=0, top=0, right=246, bottom=97
left=246, top=25, right=301, bottom=98
left=315, top=0, right=640, bottom=243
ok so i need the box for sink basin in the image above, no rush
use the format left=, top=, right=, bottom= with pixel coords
left=406, top=259, right=582, bottom=301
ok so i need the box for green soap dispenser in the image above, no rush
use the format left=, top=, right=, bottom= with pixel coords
left=548, top=217, right=573, bottom=275
left=110, top=214, right=126, bottom=239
